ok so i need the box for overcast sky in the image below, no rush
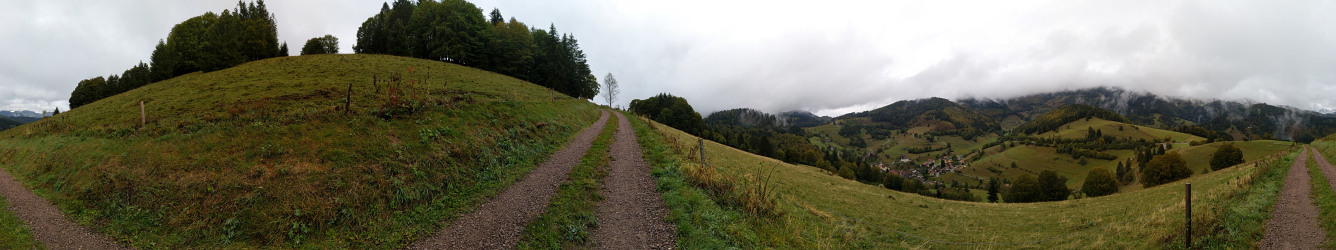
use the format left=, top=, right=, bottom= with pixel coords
left=4, top=0, right=1336, bottom=116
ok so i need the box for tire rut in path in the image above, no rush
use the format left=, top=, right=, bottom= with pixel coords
left=1310, top=147, right=1336, bottom=197
left=0, top=169, right=128, bottom=249
left=589, top=111, right=676, bottom=249
left=1258, top=147, right=1325, bottom=249
left=409, top=110, right=609, bottom=249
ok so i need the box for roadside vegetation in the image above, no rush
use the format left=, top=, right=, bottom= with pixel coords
left=1310, top=141, right=1336, bottom=248
left=0, top=196, right=42, bottom=249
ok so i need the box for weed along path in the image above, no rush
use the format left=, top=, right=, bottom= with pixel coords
left=410, top=110, right=610, bottom=249
left=590, top=111, right=676, bottom=249
left=0, top=170, right=128, bottom=249
left=1259, top=147, right=1325, bottom=249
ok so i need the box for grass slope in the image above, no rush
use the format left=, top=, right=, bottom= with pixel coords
left=644, top=112, right=1295, bottom=248
left=1035, top=117, right=1203, bottom=143
left=0, top=54, right=601, bottom=248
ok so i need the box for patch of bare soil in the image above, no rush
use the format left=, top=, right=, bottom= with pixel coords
left=1258, top=147, right=1325, bottom=249
left=589, top=111, right=676, bottom=249
left=408, top=110, right=609, bottom=249
left=0, top=170, right=128, bottom=249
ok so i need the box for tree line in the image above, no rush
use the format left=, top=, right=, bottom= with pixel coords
left=353, top=0, right=597, bottom=99
left=71, top=0, right=284, bottom=109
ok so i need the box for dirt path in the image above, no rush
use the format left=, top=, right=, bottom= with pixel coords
left=409, top=110, right=609, bottom=249
left=1310, top=147, right=1336, bottom=195
left=589, top=111, right=676, bottom=249
left=1258, top=147, right=1325, bottom=249
left=0, top=170, right=127, bottom=249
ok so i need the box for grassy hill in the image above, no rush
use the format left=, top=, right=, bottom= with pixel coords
left=640, top=109, right=1297, bottom=248
left=970, top=117, right=1285, bottom=191
left=0, top=54, right=602, bottom=248
left=1035, top=117, right=1203, bottom=143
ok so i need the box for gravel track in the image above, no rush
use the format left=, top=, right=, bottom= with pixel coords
left=0, top=169, right=127, bottom=249
left=1311, top=147, right=1336, bottom=196
left=1259, top=147, right=1325, bottom=249
left=408, top=110, right=609, bottom=249
left=589, top=111, right=676, bottom=249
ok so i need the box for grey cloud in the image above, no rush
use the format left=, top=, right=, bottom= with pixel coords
left=5, top=0, right=1336, bottom=117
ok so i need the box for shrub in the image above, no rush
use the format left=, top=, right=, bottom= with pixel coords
left=1081, top=167, right=1119, bottom=197
left=1210, top=143, right=1245, bottom=170
left=1005, top=173, right=1040, bottom=203
left=837, top=166, right=855, bottom=180
left=1141, top=152, right=1192, bottom=187
left=1038, top=170, right=1070, bottom=201
left=883, top=174, right=904, bottom=191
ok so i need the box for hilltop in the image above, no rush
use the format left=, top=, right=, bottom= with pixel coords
left=0, top=54, right=602, bottom=248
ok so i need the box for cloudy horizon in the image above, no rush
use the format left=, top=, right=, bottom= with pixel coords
left=4, top=0, right=1336, bottom=117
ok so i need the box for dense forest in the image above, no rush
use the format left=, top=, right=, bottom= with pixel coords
left=70, top=0, right=284, bottom=109
left=353, top=0, right=598, bottom=99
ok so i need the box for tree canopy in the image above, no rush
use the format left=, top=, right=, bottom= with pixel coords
left=1081, top=167, right=1119, bottom=197
left=353, top=0, right=598, bottom=99
left=71, top=0, right=282, bottom=109
left=1210, top=143, right=1245, bottom=170
left=301, top=35, right=340, bottom=55
left=629, top=93, right=704, bottom=135
left=1141, top=152, right=1192, bottom=187
left=1005, top=173, right=1041, bottom=203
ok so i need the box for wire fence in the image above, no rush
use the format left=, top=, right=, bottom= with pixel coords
left=789, top=192, right=1181, bottom=246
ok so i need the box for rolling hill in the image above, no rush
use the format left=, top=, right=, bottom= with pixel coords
left=640, top=107, right=1297, bottom=248
left=959, top=86, right=1336, bottom=142
left=843, top=97, right=1000, bottom=134
left=0, top=54, right=603, bottom=248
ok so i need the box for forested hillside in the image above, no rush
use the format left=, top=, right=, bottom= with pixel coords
left=840, top=97, right=999, bottom=140
left=959, top=86, right=1336, bottom=142
left=1014, top=104, right=1129, bottom=135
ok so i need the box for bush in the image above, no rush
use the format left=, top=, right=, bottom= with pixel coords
left=1005, top=173, right=1041, bottom=203
left=1082, top=167, right=1119, bottom=197
left=301, top=35, right=340, bottom=55
left=1038, top=170, right=1070, bottom=201
left=1211, top=143, right=1245, bottom=170
left=883, top=174, right=904, bottom=191
left=1141, top=152, right=1192, bottom=187
left=837, top=166, right=855, bottom=180
left=903, top=178, right=926, bottom=194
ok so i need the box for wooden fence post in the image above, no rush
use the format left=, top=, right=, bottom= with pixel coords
left=346, top=81, right=353, bottom=114
left=699, top=137, right=706, bottom=167
left=140, top=100, right=146, bottom=128
left=1186, top=182, right=1192, bottom=249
